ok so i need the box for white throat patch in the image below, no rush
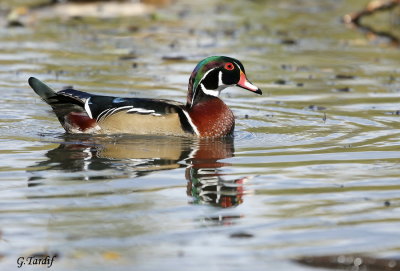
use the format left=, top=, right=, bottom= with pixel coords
left=195, top=70, right=231, bottom=101
left=200, top=83, right=220, bottom=97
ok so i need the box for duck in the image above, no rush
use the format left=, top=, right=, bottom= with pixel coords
left=29, top=56, right=262, bottom=138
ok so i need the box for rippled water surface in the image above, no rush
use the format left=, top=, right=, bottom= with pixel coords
left=0, top=0, right=400, bottom=270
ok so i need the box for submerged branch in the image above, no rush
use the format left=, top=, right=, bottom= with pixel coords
left=343, top=0, right=400, bottom=24
left=343, top=0, right=400, bottom=47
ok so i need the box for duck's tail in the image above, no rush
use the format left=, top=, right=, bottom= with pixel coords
left=28, top=77, right=59, bottom=103
left=29, top=77, right=97, bottom=133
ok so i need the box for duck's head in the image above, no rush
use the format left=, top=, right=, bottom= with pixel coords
left=186, top=56, right=262, bottom=107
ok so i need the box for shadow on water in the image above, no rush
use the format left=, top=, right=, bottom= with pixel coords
left=28, top=135, right=245, bottom=208
left=295, top=254, right=400, bottom=271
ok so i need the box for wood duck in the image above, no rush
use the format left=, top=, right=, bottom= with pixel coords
left=29, top=56, right=262, bottom=137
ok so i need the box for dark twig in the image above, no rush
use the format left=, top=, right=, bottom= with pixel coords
left=343, top=0, right=400, bottom=47
left=343, top=0, right=400, bottom=24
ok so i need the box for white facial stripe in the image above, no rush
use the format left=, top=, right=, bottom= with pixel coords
left=191, top=67, right=218, bottom=106
left=182, top=110, right=200, bottom=136
left=199, top=68, right=217, bottom=83
left=233, top=61, right=242, bottom=72
left=84, top=98, right=93, bottom=119
left=218, top=70, right=223, bottom=86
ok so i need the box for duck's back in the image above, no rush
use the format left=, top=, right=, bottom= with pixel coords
left=29, top=77, right=196, bottom=136
left=88, top=96, right=195, bottom=136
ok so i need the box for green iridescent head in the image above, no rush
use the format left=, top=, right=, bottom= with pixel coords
left=186, top=56, right=262, bottom=107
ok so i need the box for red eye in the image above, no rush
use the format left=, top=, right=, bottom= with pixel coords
left=224, top=62, right=235, bottom=71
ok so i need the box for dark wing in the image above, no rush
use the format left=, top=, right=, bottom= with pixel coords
left=40, top=85, right=195, bottom=135
left=83, top=94, right=196, bottom=135
left=29, top=77, right=195, bottom=135
left=86, top=96, right=175, bottom=120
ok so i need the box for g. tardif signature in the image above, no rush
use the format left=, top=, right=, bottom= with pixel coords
left=17, top=255, right=56, bottom=268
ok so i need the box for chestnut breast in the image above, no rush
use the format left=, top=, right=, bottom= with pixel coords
left=188, top=97, right=235, bottom=137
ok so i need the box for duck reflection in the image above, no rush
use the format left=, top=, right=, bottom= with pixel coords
left=29, top=135, right=247, bottom=208
left=184, top=138, right=246, bottom=208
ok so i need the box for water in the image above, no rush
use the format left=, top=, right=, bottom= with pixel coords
left=0, top=0, right=400, bottom=270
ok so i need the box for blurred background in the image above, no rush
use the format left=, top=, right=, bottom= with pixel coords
left=0, top=0, right=399, bottom=270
